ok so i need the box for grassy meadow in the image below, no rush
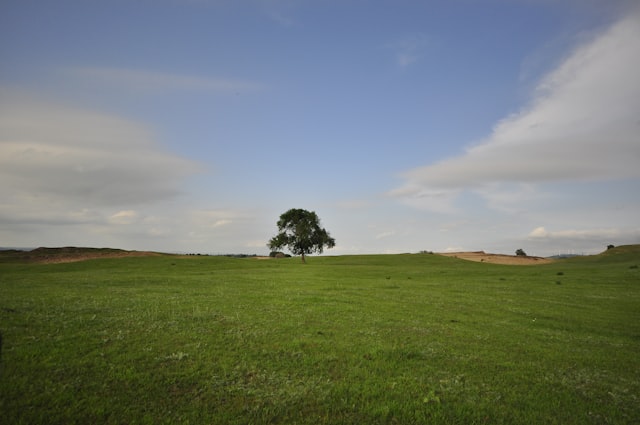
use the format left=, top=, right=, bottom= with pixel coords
left=1, top=246, right=639, bottom=424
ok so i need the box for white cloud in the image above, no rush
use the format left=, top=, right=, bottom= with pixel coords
left=109, top=210, right=138, bottom=225
left=444, top=246, right=464, bottom=253
left=65, top=67, right=265, bottom=93
left=529, top=226, right=549, bottom=238
left=213, top=219, right=233, bottom=228
left=191, top=209, right=249, bottom=227
left=390, top=11, right=640, bottom=207
left=528, top=226, right=636, bottom=241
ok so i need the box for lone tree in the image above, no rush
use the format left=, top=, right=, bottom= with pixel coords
left=515, top=248, right=527, bottom=256
left=268, top=208, right=335, bottom=263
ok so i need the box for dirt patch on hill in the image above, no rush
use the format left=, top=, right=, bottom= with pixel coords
left=437, top=251, right=555, bottom=265
left=1, top=247, right=164, bottom=264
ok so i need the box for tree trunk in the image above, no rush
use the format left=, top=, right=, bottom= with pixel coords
left=301, top=252, right=306, bottom=263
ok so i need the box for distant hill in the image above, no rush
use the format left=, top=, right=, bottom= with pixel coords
left=0, top=246, right=162, bottom=264
left=548, top=245, right=640, bottom=260
left=548, top=254, right=584, bottom=260
left=599, top=244, right=640, bottom=255
left=2, top=244, right=638, bottom=265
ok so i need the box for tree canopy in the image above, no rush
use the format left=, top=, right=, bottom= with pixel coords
left=268, top=208, right=336, bottom=262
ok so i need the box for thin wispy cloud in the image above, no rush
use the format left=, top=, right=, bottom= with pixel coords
left=191, top=209, right=252, bottom=226
left=528, top=226, right=640, bottom=247
left=266, top=9, right=296, bottom=27
left=184, top=208, right=270, bottom=251
left=384, top=33, right=432, bottom=68
left=259, top=0, right=300, bottom=27
left=66, top=67, right=265, bottom=93
left=390, top=11, right=640, bottom=210
left=528, top=226, right=623, bottom=240
left=335, top=200, right=373, bottom=210
left=109, top=210, right=139, bottom=225
left=375, top=230, right=396, bottom=240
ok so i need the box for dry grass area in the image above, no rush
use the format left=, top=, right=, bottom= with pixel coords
left=437, top=251, right=555, bottom=265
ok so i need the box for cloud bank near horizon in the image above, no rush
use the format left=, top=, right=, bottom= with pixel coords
left=0, top=91, right=201, bottom=209
left=390, top=11, right=640, bottom=211
left=0, top=90, right=271, bottom=251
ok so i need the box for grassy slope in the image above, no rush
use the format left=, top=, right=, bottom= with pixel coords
left=1, top=247, right=639, bottom=424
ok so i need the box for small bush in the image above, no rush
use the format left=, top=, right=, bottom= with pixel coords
left=270, top=251, right=291, bottom=258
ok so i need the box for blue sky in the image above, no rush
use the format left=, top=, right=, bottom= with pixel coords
left=1, top=0, right=639, bottom=256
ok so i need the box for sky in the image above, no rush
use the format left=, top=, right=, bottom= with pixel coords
left=1, top=0, right=639, bottom=257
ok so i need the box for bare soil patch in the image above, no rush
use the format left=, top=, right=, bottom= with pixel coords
left=437, top=251, right=554, bottom=265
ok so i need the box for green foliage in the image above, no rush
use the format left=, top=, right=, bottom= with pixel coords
left=1, top=249, right=639, bottom=424
left=268, top=208, right=336, bottom=262
left=269, top=251, right=291, bottom=258
left=515, top=248, right=527, bottom=256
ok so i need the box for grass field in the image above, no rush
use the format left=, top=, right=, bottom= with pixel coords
left=1, top=246, right=639, bottom=424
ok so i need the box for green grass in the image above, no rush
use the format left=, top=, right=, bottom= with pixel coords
left=1, top=247, right=639, bottom=424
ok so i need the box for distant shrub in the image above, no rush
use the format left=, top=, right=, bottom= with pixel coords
left=607, top=244, right=615, bottom=250
left=515, top=249, right=527, bottom=256
left=269, top=251, right=290, bottom=258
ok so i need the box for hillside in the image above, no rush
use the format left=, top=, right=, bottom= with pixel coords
left=0, top=246, right=162, bottom=264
